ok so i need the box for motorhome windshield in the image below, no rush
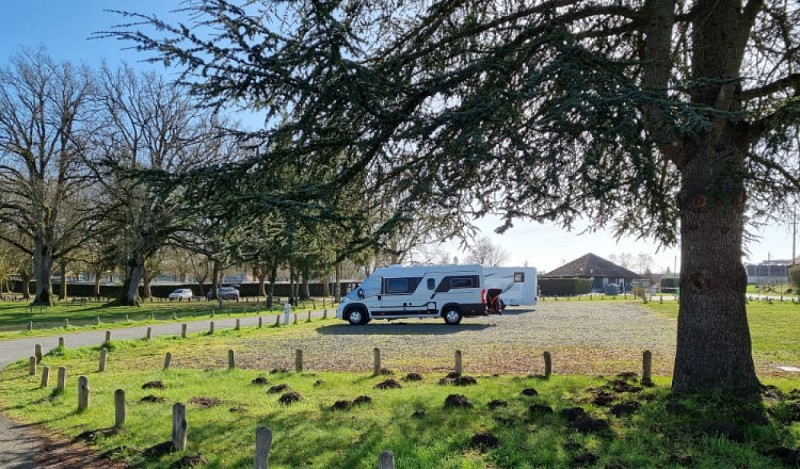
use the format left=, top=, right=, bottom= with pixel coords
left=347, top=276, right=381, bottom=299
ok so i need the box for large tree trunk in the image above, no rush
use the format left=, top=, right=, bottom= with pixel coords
left=19, top=272, right=31, bottom=300
left=113, top=257, right=145, bottom=306
left=334, top=262, right=342, bottom=304
left=300, top=266, right=311, bottom=300
left=267, top=263, right=277, bottom=308
left=142, top=269, right=153, bottom=300
left=672, top=142, right=760, bottom=394
left=93, top=272, right=101, bottom=299
left=33, top=237, right=54, bottom=306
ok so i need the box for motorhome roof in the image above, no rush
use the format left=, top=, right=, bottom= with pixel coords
left=373, top=264, right=482, bottom=276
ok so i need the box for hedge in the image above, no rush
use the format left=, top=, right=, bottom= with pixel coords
left=538, top=278, right=592, bottom=296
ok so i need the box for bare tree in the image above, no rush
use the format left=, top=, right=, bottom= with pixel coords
left=93, top=64, right=232, bottom=306
left=465, top=236, right=509, bottom=267
left=0, top=48, right=96, bottom=305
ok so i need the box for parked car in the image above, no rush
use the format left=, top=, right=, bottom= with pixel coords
left=208, top=287, right=240, bottom=301
left=168, top=288, right=194, bottom=301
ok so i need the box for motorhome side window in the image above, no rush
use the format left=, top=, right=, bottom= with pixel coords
left=427, top=278, right=435, bottom=290
left=385, top=278, right=409, bottom=294
left=514, top=272, right=525, bottom=282
left=450, top=277, right=474, bottom=289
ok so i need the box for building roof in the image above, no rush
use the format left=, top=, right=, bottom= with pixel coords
left=543, top=253, right=640, bottom=278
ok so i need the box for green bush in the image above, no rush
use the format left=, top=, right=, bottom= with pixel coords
left=789, top=265, right=800, bottom=292
left=538, top=278, right=591, bottom=296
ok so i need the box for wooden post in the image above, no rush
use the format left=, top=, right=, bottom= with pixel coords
left=146, top=327, right=152, bottom=340
left=307, top=311, right=311, bottom=322
left=27, top=320, right=32, bottom=331
left=99, top=348, right=108, bottom=372
left=34, top=344, right=43, bottom=364
left=228, top=349, right=236, bottom=370
left=235, top=319, right=240, bottom=330
left=295, top=349, right=303, bottom=373
left=172, top=403, right=188, bottom=451
left=378, top=450, right=396, bottom=469
left=181, top=323, right=188, bottom=339
left=323, top=309, right=328, bottom=319
left=373, top=348, right=381, bottom=376
left=275, top=315, right=281, bottom=326
left=125, top=314, right=129, bottom=321
left=258, top=317, right=263, bottom=328
left=77, top=375, right=90, bottom=412
left=163, top=352, right=172, bottom=370
left=255, top=426, right=272, bottom=469
left=96, top=316, right=101, bottom=325
left=454, top=350, right=462, bottom=375
left=293, top=313, right=298, bottom=325
left=58, top=337, right=65, bottom=348
left=28, top=356, right=36, bottom=376
left=57, top=367, right=67, bottom=393
left=209, top=322, right=215, bottom=334
left=105, top=330, right=111, bottom=344
left=64, top=319, right=69, bottom=328
left=40, top=366, right=50, bottom=388
left=642, top=350, right=653, bottom=386
left=172, top=312, right=177, bottom=320
left=543, top=351, right=552, bottom=378
left=114, top=389, right=126, bottom=428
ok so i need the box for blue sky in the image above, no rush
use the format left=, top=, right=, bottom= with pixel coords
left=0, top=1, right=795, bottom=273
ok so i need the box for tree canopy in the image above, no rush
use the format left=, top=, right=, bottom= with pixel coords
left=105, top=0, right=800, bottom=394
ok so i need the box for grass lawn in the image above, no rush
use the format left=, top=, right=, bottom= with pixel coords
left=645, top=299, right=800, bottom=372
left=1, top=317, right=799, bottom=468
left=0, top=298, right=333, bottom=339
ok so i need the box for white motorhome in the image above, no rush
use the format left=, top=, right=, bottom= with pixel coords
left=483, top=267, right=538, bottom=307
left=337, top=264, right=486, bottom=325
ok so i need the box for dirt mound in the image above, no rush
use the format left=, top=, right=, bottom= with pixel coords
left=561, top=407, right=586, bottom=422
left=444, top=394, right=472, bottom=408
left=140, top=395, right=165, bottom=403
left=171, top=453, right=208, bottom=467
left=468, top=432, right=499, bottom=451
left=569, top=416, right=609, bottom=433
left=251, top=376, right=269, bottom=385
left=142, top=381, right=165, bottom=390
left=487, top=399, right=508, bottom=409
left=353, top=395, right=372, bottom=405
left=521, top=388, right=538, bottom=396
left=374, top=379, right=402, bottom=389
left=278, top=391, right=301, bottom=405
left=189, top=397, right=222, bottom=408
left=403, top=373, right=423, bottom=382
left=610, top=401, right=640, bottom=417
left=267, top=384, right=290, bottom=394
left=331, top=400, right=352, bottom=410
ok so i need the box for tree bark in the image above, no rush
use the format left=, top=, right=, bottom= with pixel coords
left=113, top=257, right=144, bottom=306
left=672, top=142, right=759, bottom=394
left=58, top=259, right=68, bottom=300
left=300, top=266, right=311, bottom=300
left=267, top=263, right=277, bottom=308
left=33, top=237, right=54, bottom=306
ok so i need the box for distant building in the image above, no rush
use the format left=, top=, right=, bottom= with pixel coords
left=542, top=253, right=641, bottom=293
left=745, top=259, right=793, bottom=285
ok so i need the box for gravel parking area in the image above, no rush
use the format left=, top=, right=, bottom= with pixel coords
left=215, top=300, right=680, bottom=377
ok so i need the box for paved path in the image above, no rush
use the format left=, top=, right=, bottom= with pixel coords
left=0, top=312, right=299, bottom=468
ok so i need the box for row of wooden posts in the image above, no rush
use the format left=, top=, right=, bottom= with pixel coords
left=26, top=305, right=329, bottom=331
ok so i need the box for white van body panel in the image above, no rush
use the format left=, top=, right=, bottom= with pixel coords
left=483, top=267, right=537, bottom=306
left=337, top=264, right=485, bottom=324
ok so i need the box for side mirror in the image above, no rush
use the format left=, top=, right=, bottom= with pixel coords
left=357, top=288, right=365, bottom=299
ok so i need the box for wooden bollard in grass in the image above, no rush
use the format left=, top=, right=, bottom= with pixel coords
left=258, top=317, right=263, bottom=328
left=28, top=321, right=32, bottom=331
left=307, top=311, right=311, bottom=323
left=642, top=350, right=653, bottom=386
left=378, top=450, right=396, bottom=469
left=228, top=349, right=236, bottom=370
left=77, top=376, right=90, bottom=412
left=28, top=356, right=36, bottom=376
left=114, top=389, right=126, bottom=428
left=323, top=309, right=328, bottom=319
left=40, top=366, right=50, bottom=388
left=34, top=344, right=43, bottom=364
left=209, top=322, right=215, bottom=334
left=64, top=318, right=69, bottom=328
left=163, top=352, right=172, bottom=370
left=125, top=314, right=129, bottom=322
left=295, top=349, right=303, bottom=373
left=58, top=337, right=65, bottom=348
left=181, top=323, right=188, bottom=339
left=99, top=348, right=108, bottom=372
left=172, top=403, right=188, bottom=451
left=373, top=348, right=381, bottom=376
left=146, top=327, right=152, bottom=340
left=105, top=330, right=111, bottom=344
left=96, top=316, right=101, bottom=325
left=235, top=319, right=240, bottom=330
left=543, top=351, right=552, bottom=378
left=293, top=313, right=298, bottom=325
left=254, top=426, right=272, bottom=469
left=275, top=315, right=281, bottom=326
left=454, top=350, right=462, bottom=375
left=57, top=367, right=67, bottom=393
